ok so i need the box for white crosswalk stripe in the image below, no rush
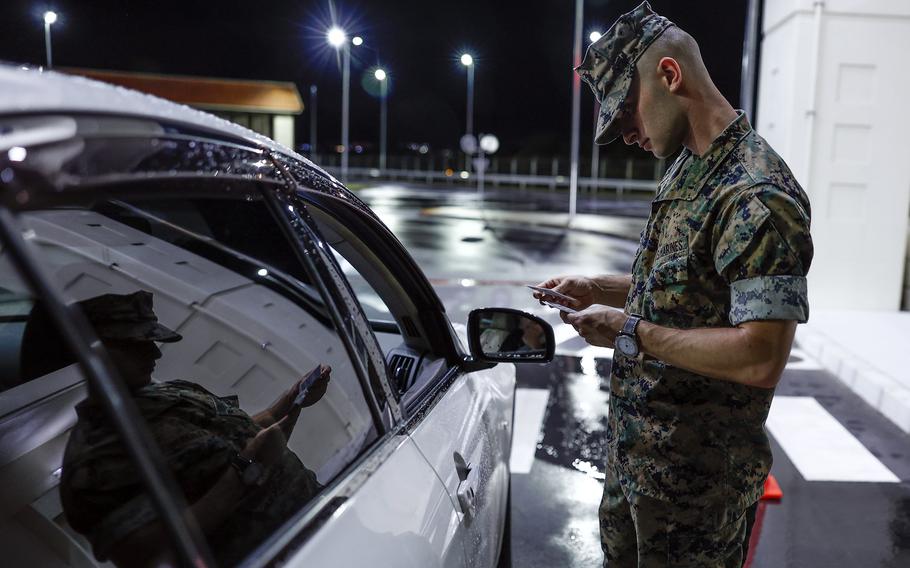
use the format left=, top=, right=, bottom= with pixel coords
left=510, top=387, right=901, bottom=483
left=766, top=396, right=900, bottom=483
left=509, top=389, right=550, bottom=474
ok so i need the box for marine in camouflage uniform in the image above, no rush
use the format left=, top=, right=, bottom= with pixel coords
left=59, top=291, right=322, bottom=566
left=565, top=2, right=812, bottom=566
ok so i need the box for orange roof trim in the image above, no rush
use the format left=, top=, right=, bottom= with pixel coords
left=63, top=68, right=304, bottom=114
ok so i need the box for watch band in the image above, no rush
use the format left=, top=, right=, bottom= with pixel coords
left=621, top=314, right=642, bottom=337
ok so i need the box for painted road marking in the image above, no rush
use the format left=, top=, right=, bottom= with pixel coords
left=766, top=396, right=900, bottom=483
left=578, top=345, right=614, bottom=360
left=784, top=348, right=823, bottom=371
left=554, top=323, right=579, bottom=346
left=510, top=388, right=550, bottom=474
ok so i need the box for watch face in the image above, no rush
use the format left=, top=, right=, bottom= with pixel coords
left=616, top=335, right=638, bottom=357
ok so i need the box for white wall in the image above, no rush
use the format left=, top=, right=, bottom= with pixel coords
left=272, top=114, right=295, bottom=150
left=757, top=0, right=910, bottom=310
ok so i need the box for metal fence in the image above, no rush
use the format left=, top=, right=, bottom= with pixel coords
left=312, top=153, right=664, bottom=198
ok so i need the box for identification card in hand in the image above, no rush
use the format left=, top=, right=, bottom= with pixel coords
left=526, top=285, right=577, bottom=303
left=543, top=300, right=577, bottom=314
left=294, top=366, right=323, bottom=407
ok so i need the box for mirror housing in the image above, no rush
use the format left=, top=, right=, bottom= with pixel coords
left=467, top=308, right=555, bottom=364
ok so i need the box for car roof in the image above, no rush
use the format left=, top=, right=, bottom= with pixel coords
left=0, top=64, right=337, bottom=184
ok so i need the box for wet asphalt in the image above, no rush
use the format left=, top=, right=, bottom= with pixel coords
left=356, top=182, right=910, bottom=568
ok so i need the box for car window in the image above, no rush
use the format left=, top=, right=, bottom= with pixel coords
left=328, top=245, right=394, bottom=323
left=12, top=186, right=380, bottom=566
left=1, top=245, right=186, bottom=566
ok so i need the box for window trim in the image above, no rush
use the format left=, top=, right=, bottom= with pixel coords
left=293, top=190, right=465, bottom=366
left=263, top=188, right=396, bottom=430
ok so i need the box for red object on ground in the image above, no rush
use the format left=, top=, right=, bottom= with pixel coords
left=743, top=475, right=782, bottom=568
left=761, top=474, right=783, bottom=501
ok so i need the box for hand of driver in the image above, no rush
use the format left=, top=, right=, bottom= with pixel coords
left=562, top=304, right=626, bottom=349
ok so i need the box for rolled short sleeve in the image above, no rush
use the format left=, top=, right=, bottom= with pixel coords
left=713, top=186, right=813, bottom=325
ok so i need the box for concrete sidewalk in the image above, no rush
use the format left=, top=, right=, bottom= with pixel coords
left=797, top=311, right=910, bottom=435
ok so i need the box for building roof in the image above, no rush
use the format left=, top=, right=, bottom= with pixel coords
left=62, top=67, right=304, bottom=114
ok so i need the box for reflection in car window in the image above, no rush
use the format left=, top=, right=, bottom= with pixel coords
left=1, top=250, right=182, bottom=565
left=15, top=190, right=379, bottom=566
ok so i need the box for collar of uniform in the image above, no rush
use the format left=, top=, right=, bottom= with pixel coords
left=654, top=111, right=751, bottom=203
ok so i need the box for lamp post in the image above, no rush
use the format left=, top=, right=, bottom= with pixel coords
left=328, top=26, right=350, bottom=180
left=461, top=53, right=475, bottom=137
left=43, top=11, right=57, bottom=69
left=374, top=68, right=388, bottom=172
left=589, top=32, right=603, bottom=188
left=461, top=53, right=474, bottom=170
left=569, top=0, right=584, bottom=224
left=309, top=85, right=318, bottom=158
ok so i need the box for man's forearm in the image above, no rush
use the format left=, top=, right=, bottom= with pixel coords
left=636, top=319, right=797, bottom=389
left=591, top=274, right=632, bottom=307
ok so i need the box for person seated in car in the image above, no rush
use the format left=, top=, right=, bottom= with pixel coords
left=59, top=290, right=331, bottom=567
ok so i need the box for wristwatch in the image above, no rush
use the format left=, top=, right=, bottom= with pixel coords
left=229, top=451, right=265, bottom=487
left=615, top=314, right=643, bottom=357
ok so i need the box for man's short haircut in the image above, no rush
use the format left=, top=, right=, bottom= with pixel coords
left=637, top=25, right=711, bottom=85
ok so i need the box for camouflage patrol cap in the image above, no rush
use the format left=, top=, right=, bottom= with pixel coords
left=77, top=290, right=182, bottom=343
left=575, top=1, right=675, bottom=144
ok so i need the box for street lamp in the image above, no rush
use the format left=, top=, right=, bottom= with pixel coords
left=352, top=36, right=363, bottom=46
left=43, top=11, right=57, bottom=69
left=589, top=31, right=602, bottom=43
left=327, top=26, right=346, bottom=48
left=569, top=0, right=583, bottom=224
left=328, top=26, right=351, bottom=180
left=460, top=53, right=474, bottom=137
left=374, top=68, right=389, bottom=171
left=460, top=53, right=475, bottom=170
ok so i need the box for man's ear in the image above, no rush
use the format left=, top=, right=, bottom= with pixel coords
left=657, top=56, right=682, bottom=93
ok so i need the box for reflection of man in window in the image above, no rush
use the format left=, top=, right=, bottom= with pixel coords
left=60, top=291, right=330, bottom=567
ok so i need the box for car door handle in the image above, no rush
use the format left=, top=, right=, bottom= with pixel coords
left=454, top=452, right=478, bottom=523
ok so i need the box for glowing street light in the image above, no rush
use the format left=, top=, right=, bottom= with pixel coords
left=374, top=68, right=389, bottom=171
left=589, top=31, right=602, bottom=43
left=43, top=11, right=58, bottom=69
left=352, top=36, right=363, bottom=46
left=327, top=26, right=346, bottom=48
left=460, top=53, right=473, bottom=67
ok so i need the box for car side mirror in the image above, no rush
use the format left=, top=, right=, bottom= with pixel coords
left=467, top=308, right=555, bottom=364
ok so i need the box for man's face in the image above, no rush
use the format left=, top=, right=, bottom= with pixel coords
left=102, top=339, right=162, bottom=390
left=616, top=64, right=688, bottom=159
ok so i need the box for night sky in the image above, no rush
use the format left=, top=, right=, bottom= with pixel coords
left=0, top=1, right=749, bottom=159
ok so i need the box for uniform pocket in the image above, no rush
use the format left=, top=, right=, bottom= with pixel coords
left=644, top=253, right=690, bottom=326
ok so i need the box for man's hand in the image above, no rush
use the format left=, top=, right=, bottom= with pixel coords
left=295, top=365, right=331, bottom=408
left=242, top=422, right=288, bottom=468
left=532, top=275, right=601, bottom=310
left=254, top=365, right=332, bottom=428
left=562, top=304, right=627, bottom=348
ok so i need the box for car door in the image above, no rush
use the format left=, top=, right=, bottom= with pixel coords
left=279, top=172, right=513, bottom=568
left=0, top=114, right=465, bottom=568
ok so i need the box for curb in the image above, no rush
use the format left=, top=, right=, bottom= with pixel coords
left=796, top=326, right=910, bottom=435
